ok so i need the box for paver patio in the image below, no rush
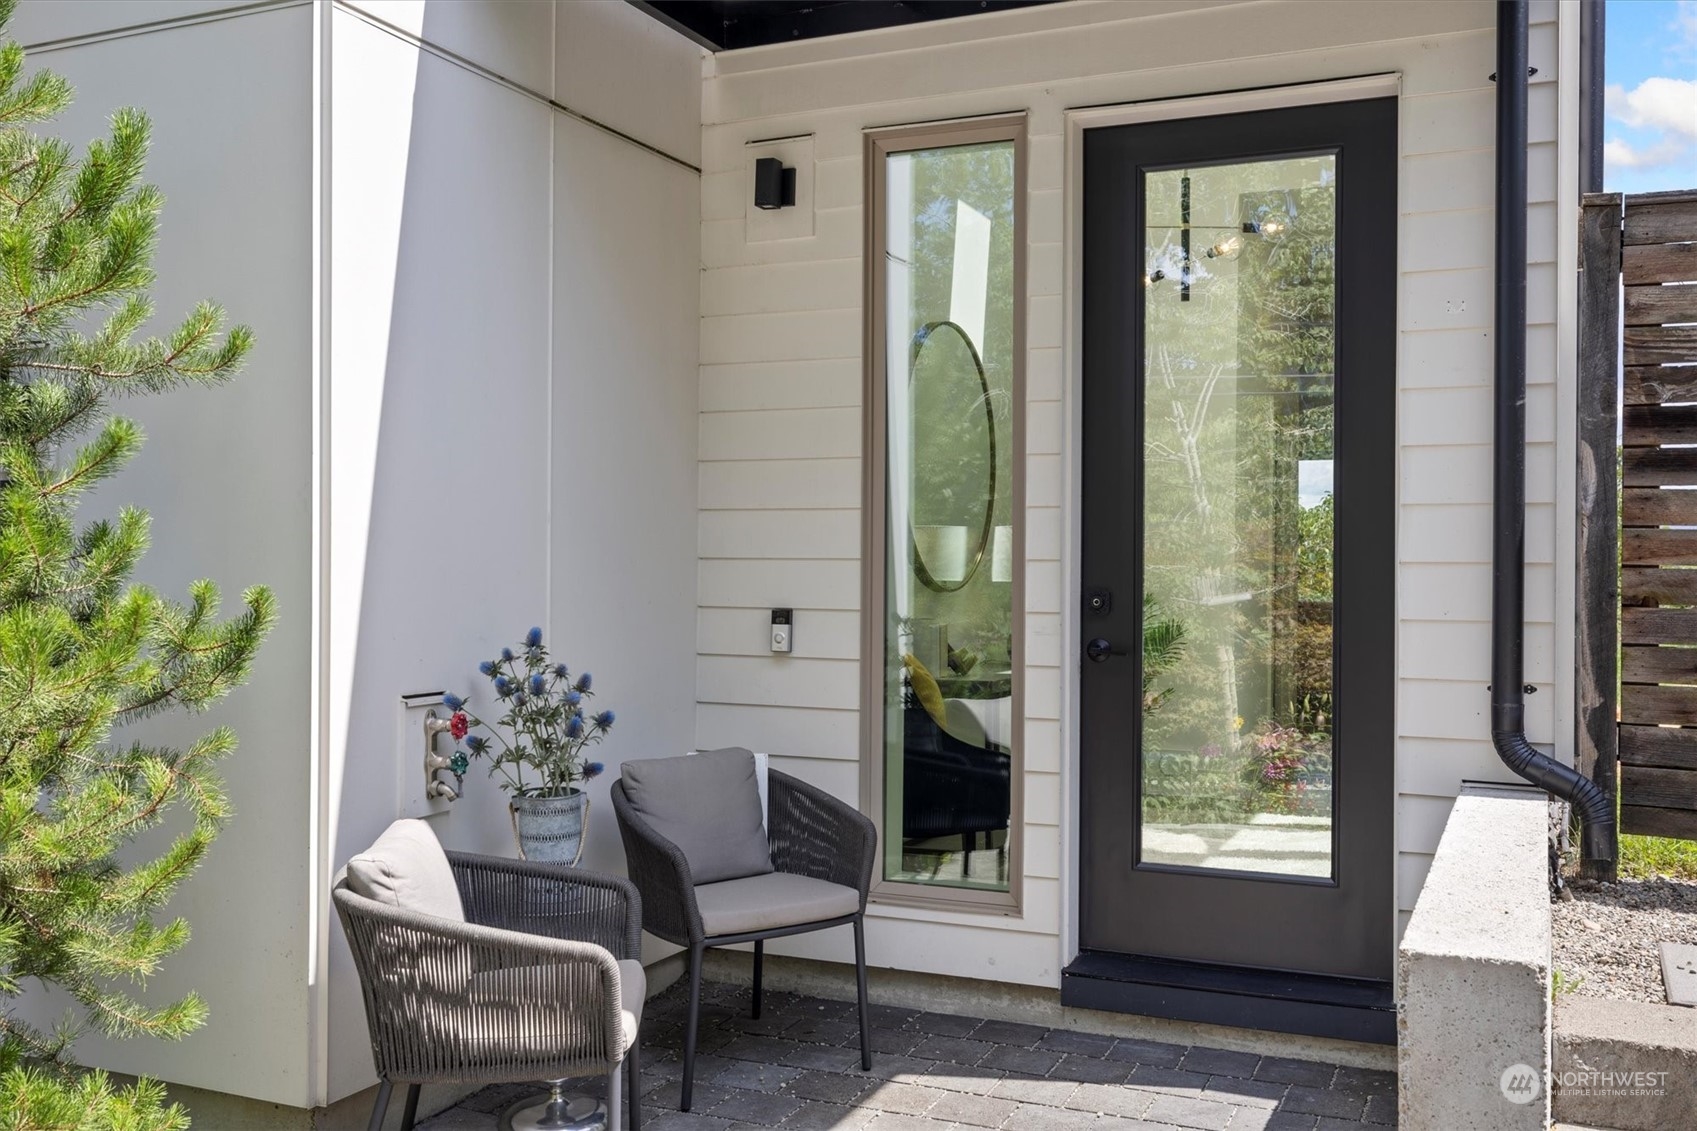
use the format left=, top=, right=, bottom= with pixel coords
left=421, top=979, right=1396, bottom=1130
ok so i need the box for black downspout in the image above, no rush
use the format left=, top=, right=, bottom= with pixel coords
left=1491, top=0, right=1615, bottom=862
left=1579, top=0, right=1606, bottom=195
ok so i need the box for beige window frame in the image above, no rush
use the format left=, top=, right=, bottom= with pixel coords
left=860, top=115, right=1027, bottom=914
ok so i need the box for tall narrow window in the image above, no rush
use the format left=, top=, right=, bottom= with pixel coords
left=864, top=118, right=1024, bottom=906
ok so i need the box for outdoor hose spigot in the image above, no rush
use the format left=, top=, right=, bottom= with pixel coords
left=423, top=709, right=460, bottom=802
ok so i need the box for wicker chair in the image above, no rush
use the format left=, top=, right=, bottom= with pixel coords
left=334, top=837, right=645, bottom=1131
left=612, top=763, right=876, bottom=1112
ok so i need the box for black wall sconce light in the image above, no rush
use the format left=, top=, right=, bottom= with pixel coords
left=754, top=157, right=796, bottom=209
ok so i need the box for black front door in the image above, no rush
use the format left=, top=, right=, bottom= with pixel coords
left=1079, top=98, right=1396, bottom=987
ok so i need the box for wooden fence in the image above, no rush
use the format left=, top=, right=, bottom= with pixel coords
left=1579, top=190, right=1697, bottom=864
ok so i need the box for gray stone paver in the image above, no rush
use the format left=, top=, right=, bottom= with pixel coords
left=421, top=979, right=1393, bottom=1130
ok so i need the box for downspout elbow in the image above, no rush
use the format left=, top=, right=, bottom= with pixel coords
left=1490, top=726, right=1615, bottom=863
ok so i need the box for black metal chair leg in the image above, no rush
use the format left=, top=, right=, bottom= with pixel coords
left=752, top=939, right=764, bottom=1020
left=367, top=1080, right=392, bottom=1131
left=628, top=1034, right=643, bottom=1131
left=681, top=944, right=704, bottom=1111
left=399, top=1083, right=421, bottom=1131
left=853, top=916, right=872, bottom=1071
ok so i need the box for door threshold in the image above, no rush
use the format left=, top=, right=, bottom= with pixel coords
left=1061, top=951, right=1396, bottom=1045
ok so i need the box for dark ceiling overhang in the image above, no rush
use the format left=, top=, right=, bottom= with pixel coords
left=632, top=0, right=1057, bottom=52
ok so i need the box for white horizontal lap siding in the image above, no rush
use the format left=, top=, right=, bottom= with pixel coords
left=698, top=0, right=1567, bottom=986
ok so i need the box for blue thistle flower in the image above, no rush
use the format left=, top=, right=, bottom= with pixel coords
left=553, top=663, right=569, bottom=679
left=494, top=675, right=513, bottom=698
left=466, top=735, right=490, bottom=755
left=564, top=689, right=582, bottom=707
left=513, top=691, right=528, bottom=707
left=478, top=660, right=496, bottom=676
left=500, top=646, right=515, bottom=661
left=565, top=714, right=585, bottom=739
left=442, top=692, right=465, bottom=711
left=583, top=761, right=605, bottom=779
left=575, top=672, right=593, bottom=692
left=593, top=709, right=615, bottom=729
left=529, top=673, right=546, bottom=696
left=525, top=626, right=543, bottom=647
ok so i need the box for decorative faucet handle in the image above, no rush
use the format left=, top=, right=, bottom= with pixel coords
left=423, top=708, right=461, bottom=803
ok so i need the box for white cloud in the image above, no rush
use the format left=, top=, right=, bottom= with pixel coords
left=1679, top=1, right=1697, bottom=56
left=1605, top=77, right=1697, bottom=138
left=1605, top=135, right=1691, bottom=171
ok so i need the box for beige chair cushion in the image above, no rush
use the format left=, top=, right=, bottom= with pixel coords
left=618, top=958, right=645, bottom=1049
left=621, top=749, right=773, bottom=885
left=345, top=818, right=465, bottom=922
left=694, top=872, right=860, bottom=937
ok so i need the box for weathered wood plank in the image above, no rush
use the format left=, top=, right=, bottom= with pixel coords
left=1622, top=683, right=1697, bottom=724
left=1623, top=241, right=1697, bottom=285
left=1621, top=804, right=1697, bottom=840
left=1579, top=196, right=1623, bottom=876
left=1625, top=284, right=1697, bottom=326
left=1623, top=447, right=1697, bottom=486
left=1622, top=645, right=1697, bottom=684
left=1622, top=566, right=1697, bottom=606
left=1620, top=765, right=1697, bottom=811
left=1621, top=189, right=1697, bottom=207
left=1624, top=199, right=1697, bottom=246
left=1623, top=402, right=1697, bottom=445
left=1622, top=488, right=1697, bottom=527
left=1624, top=366, right=1697, bottom=405
left=1623, top=605, right=1697, bottom=642
left=1623, top=528, right=1697, bottom=566
left=1625, top=685, right=1697, bottom=725
left=1618, top=724, right=1697, bottom=770
left=1623, top=325, right=1697, bottom=367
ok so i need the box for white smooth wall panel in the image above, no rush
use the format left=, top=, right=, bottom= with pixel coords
left=14, top=1, right=315, bottom=1105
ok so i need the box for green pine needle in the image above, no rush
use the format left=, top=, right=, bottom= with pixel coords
left=0, top=8, right=272, bottom=1125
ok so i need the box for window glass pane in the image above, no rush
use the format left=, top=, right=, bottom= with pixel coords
left=882, top=140, right=1016, bottom=891
left=1139, top=156, right=1336, bottom=879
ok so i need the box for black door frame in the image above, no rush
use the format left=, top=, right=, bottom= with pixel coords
left=1065, top=96, right=1398, bottom=1041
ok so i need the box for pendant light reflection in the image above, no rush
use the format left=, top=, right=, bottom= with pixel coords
left=1144, top=199, right=1295, bottom=288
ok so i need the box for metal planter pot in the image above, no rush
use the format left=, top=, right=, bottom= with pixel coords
left=509, top=789, right=589, bottom=865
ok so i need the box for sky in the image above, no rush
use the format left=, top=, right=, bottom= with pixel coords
left=1604, top=0, right=1697, bottom=193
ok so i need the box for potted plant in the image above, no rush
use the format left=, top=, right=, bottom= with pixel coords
left=442, top=627, right=615, bottom=864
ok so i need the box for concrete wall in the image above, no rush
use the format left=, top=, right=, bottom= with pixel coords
left=14, top=0, right=317, bottom=1105
left=1398, top=783, right=1553, bottom=1130
left=325, top=0, right=701, bottom=1106
left=694, top=0, right=1576, bottom=987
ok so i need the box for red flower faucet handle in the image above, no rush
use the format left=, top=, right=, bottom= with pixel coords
left=449, top=711, right=469, bottom=740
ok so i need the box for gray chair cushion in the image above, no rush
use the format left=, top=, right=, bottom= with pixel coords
left=621, top=749, right=773, bottom=885
left=346, top=818, right=466, bottom=922
left=694, top=872, right=861, bottom=937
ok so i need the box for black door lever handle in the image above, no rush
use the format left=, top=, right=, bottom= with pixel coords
left=1086, top=638, right=1126, bottom=663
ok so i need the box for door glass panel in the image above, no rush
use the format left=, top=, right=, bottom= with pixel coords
left=1139, top=156, right=1336, bottom=879
left=881, top=140, right=1016, bottom=891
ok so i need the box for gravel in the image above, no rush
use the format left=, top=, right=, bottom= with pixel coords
left=1552, top=877, right=1697, bottom=1003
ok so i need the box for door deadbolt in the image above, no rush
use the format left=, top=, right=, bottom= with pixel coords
left=1086, top=638, right=1125, bottom=663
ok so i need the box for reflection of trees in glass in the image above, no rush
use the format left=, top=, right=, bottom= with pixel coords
left=902, top=143, right=1015, bottom=669
left=1142, top=596, right=1187, bottom=716
left=1141, top=166, right=1336, bottom=807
